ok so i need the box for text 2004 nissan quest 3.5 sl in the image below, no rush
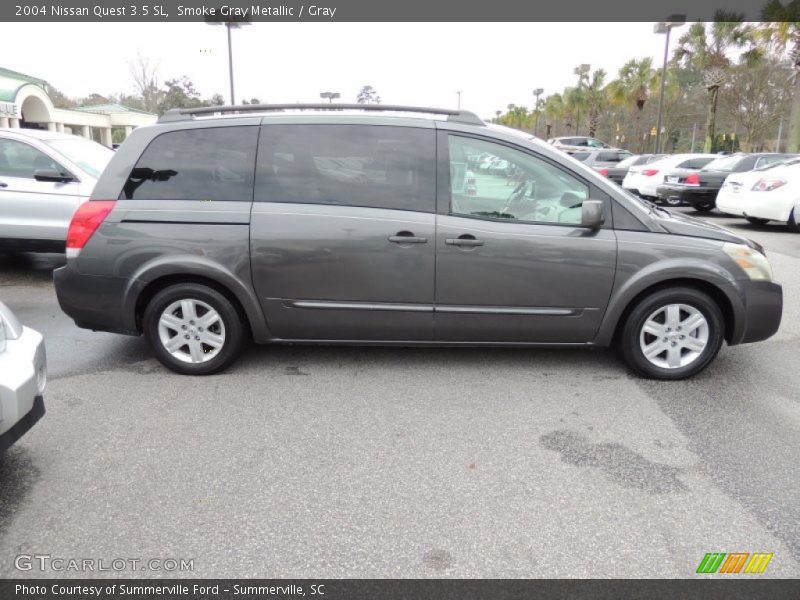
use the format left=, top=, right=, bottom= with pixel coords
left=53, top=104, right=783, bottom=379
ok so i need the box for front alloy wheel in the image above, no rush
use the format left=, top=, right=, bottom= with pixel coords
left=639, top=304, right=709, bottom=369
left=620, top=287, right=724, bottom=380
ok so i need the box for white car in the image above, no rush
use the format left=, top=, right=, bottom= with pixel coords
left=0, top=301, right=46, bottom=452
left=0, top=128, right=114, bottom=252
left=622, top=153, right=717, bottom=199
left=716, top=158, right=800, bottom=232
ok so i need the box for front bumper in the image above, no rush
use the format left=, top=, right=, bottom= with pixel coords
left=737, top=280, right=783, bottom=345
left=656, top=184, right=718, bottom=206
left=0, top=326, right=47, bottom=451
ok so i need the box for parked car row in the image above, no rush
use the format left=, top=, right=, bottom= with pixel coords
left=604, top=150, right=800, bottom=232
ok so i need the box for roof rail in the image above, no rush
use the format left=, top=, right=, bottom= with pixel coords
left=158, top=103, right=485, bottom=126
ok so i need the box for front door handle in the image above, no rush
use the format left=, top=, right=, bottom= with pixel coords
left=0, top=181, right=7, bottom=188
left=389, top=231, right=428, bottom=244
left=445, top=234, right=484, bottom=247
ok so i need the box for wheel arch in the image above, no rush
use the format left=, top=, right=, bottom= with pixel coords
left=596, top=274, right=745, bottom=348
left=122, top=258, right=271, bottom=343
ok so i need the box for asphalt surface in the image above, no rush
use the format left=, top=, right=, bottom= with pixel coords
left=0, top=207, right=798, bottom=579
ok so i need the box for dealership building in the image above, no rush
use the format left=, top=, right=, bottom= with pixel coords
left=0, top=67, right=156, bottom=146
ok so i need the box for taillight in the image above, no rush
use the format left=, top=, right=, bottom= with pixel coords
left=642, top=169, right=659, bottom=177
left=596, top=168, right=609, bottom=177
left=684, top=172, right=701, bottom=186
left=65, top=200, right=116, bottom=258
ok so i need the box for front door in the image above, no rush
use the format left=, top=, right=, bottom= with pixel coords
left=434, top=132, right=617, bottom=343
left=0, top=137, right=84, bottom=243
left=250, top=123, right=437, bottom=341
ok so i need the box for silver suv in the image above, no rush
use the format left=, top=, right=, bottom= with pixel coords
left=0, top=128, right=114, bottom=252
left=53, top=104, right=782, bottom=379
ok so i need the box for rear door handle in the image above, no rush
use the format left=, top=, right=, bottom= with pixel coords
left=389, top=231, right=428, bottom=244
left=446, top=235, right=484, bottom=247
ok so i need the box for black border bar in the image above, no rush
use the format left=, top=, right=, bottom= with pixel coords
left=1, top=0, right=782, bottom=22
left=3, top=579, right=800, bottom=600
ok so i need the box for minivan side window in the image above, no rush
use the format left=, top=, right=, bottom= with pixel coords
left=448, top=135, right=589, bottom=226
left=0, top=138, right=63, bottom=179
left=254, top=124, right=435, bottom=213
left=120, top=127, right=258, bottom=201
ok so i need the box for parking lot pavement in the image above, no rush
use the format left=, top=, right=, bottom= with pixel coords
left=0, top=208, right=798, bottom=579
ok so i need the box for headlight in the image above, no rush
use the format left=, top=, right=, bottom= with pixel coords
left=0, top=315, right=6, bottom=354
left=723, top=243, right=773, bottom=281
left=751, top=178, right=786, bottom=192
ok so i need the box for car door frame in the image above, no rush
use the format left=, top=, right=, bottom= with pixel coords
left=432, top=126, right=618, bottom=344
left=0, top=134, right=85, bottom=245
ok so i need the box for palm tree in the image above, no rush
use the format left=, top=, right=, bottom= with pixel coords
left=543, top=94, right=565, bottom=137
left=606, top=58, right=658, bottom=152
left=673, top=12, right=755, bottom=152
left=759, top=0, right=800, bottom=151
left=563, top=87, right=586, bottom=135
left=583, top=69, right=608, bottom=138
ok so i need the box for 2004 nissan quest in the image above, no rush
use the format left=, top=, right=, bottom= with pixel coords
left=53, top=104, right=783, bottom=379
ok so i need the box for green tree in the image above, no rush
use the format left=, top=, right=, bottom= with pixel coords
left=543, top=93, right=565, bottom=138
left=583, top=69, right=607, bottom=137
left=356, top=85, right=381, bottom=104
left=759, top=0, right=800, bottom=151
left=606, top=58, right=658, bottom=152
left=673, top=13, right=755, bottom=152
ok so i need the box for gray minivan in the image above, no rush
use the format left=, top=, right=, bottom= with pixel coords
left=53, top=104, right=782, bottom=379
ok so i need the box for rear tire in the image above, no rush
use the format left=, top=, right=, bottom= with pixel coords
left=143, top=283, right=245, bottom=375
left=694, top=202, right=714, bottom=212
left=788, top=208, right=800, bottom=233
left=619, top=287, right=724, bottom=380
left=746, top=217, right=769, bottom=226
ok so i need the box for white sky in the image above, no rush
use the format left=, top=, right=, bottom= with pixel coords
left=2, top=22, right=671, bottom=119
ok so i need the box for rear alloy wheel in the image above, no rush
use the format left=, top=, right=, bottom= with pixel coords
left=143, top=283, right=245, bottom=375
left=663, top=196, right=683, bottom=207
left=620, top=287, right=724, bottom=380
left=788, top=208, right=800, bottom=233
left=746, top=216, right=769, bottom=226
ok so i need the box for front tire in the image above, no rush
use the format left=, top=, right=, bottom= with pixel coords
left=619, top=287, right=724, bottom=380
left=694, top=201, right=714, bottom=212
left=746, top=216, right=769, bottom=226
left=663, top=196, right=682, bottom=207
left=143, top=283, right=245, bottom=375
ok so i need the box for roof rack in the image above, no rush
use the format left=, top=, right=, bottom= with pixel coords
left=158, top=103, right=485, bottom=126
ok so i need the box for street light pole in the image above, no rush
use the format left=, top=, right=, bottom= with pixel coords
left=653, top=16, right=686, bottom=154
left=205, top=18, right=250, bottom=105
left=457, top=90, right=462, bottom=109
left=533, top=88, right=543, bottom=137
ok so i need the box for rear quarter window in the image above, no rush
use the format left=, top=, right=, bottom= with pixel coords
left=120, top=126, right=259, bottom=201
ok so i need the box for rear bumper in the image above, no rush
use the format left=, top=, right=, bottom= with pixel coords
left=0, top=395, right=44, bottom=452
left=656, top=185, right=718, bottom=206
left=0, top=326, right=47, bottom=451
left=53, top=264, right=137, bottom=335
left=736, top=280, right=783, bottom=344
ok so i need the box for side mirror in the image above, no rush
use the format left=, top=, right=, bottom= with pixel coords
left=34, top=169, right=74, bottom=183
left=581, top=200, right=605, bottom=229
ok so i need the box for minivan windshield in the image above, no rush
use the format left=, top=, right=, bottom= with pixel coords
left=44, top=137, right=114, bottom=178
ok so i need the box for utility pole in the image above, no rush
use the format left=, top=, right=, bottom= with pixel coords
left=777, top=116, right=784, bottom=152
left=690, top=122, right=697, bottom=153
left=653, top=16, right=686, bottom=154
